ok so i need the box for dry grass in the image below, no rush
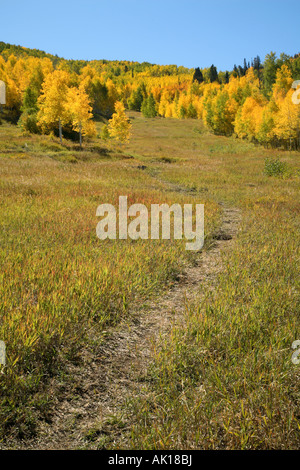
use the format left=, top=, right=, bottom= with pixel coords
left=0, top=117, right=218, bottom=439
left=0, top=113, right=299, bottom=448
left=123, top=114, right=300, bottom=450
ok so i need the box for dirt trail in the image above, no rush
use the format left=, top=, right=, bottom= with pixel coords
left=2, top=205, right=241, bottom=450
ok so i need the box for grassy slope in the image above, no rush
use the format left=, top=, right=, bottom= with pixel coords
left=125, top=114, right=300, bottom=449
left=0, top=116, right=218, bottom=438
left=0, top=113, right=299, bottom=448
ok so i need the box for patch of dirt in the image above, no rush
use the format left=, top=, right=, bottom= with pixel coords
left=1, top=205, right=241, bottom=450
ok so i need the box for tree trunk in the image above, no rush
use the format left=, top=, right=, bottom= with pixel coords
left=59, top=118, right=62, bottom=144
left=79, top=123, right=82, bottom=148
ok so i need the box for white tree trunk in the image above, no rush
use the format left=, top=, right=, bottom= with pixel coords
left=59, top=118, right=62, bottom=143
left=79, top=122, right=82, bottom=148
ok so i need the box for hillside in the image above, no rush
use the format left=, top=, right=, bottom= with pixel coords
left=1, top=42, right=300, bottom=150
left=0, top=112, right=299, bottom=448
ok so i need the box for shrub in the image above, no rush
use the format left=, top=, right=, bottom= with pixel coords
left=100, top=124, right=110, bottom=141
left=264, top=157, right=288, bottom=177
left=18, top=111, right=39, bottom=134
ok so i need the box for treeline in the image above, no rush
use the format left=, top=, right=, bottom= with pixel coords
left=0, top=41, right=300, bottom=149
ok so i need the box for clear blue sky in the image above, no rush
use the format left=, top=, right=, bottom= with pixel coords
left=1, top=0, right=299, bottom=70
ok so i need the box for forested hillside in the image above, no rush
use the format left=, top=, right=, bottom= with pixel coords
left=1, top=41, right=300, bottom=149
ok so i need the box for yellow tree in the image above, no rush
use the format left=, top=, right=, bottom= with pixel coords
left=65, top=86, right=96, bottom=147
left=105, top=79, right=119, bottom=117
left=272, top=64, right=293, bottom=104
left=208, top=89, right=238, bottom=135
left=273, top=89, right=300, bottom=149
left=3, top=77, right=21, bottom=112
left=0, top=56, right=22, bottom=119
left=108, top=101, right=132, bottom=144
left=37, top=70, right=71, bottom=142
left=256, top=100, right=277, bottom=146
left=234, top=95, right=266, bottom=140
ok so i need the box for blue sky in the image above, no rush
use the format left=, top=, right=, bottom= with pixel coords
left=1, top=0, right=299, bottom=70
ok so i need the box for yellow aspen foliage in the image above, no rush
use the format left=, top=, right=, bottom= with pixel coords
left=256, top=100, right=277, bottom=145
left=244, top=67, right=260, bottom=88
left=272, top=65, right=293, bottom=104
left=234, top=96, right=265, bottom=140
left=37, top=70, right=71, bottom=138
left=165, top=103, right=174, bottom=118
left=65, top=86, right=96, bottom=142
left=192, top=96, right=204, bottom=119
left=121, top=83, right=132, bottom=103
left=210, top=90, right=238, bottom=135
left=105, top=79, right=120, bottom=116
left=273, top=89, right=300, bottom=146
left=158, top=95, right=169, bottom=117
left=0, top=55, right=6, bottom=73
left=3, top=77, right=21, bottom=110
left=39, top=58, right=54, bottom=78
left=177, top=93, right=191, bottom=118
left=151, top=86, right=162, bottom=103
left=80, top=64, right=96, bottom=80
left=108, top=101, right=132, bottom=144
left=1, top=46, right=300, bottom=149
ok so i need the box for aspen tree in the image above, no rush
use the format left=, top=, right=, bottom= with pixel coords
left=108, top=101, right=132, bottom=144
left=65, top=86, right=96, bottom=147
left=37, top=70, right=71, bottom=142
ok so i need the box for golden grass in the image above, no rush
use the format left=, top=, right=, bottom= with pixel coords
left=0, top=113, right=299, bottom=447
left=122, top=114, right=300, bottom=450
left=0, top=117, right=219, bottom=437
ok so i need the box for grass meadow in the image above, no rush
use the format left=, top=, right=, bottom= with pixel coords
left=0, top=112, right=299, bottom=448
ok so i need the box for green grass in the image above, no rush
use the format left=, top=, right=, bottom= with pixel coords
left=0, top=118, right=218, bottom=438
left=0, top=113, right=299, bottom=448
left=123, top=113, right=300, bottom=450
left=129, top=205, right=299, bottom=449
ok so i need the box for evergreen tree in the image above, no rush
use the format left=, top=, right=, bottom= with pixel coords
left=233, top=64, right=239, bottom=77
left=263, top=52, right=279, bottom=96
left=186, top=103, right=197, bottom=118
left=238, top=65, right=244, bottom=77
left=179, top=105, right=186, bottom=119
left=141, top=93, right=157, bottom=118
left=208, top=64, right=218, bottom=83
left=128, top=86, right=144, bottom=111
left=253, top=56, right=261, bottom=71
left=192, top=67, right=204, bottom=83
left=252, top=55, right=263, bottom=81
left=22, top=87, right=38, bottom=112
